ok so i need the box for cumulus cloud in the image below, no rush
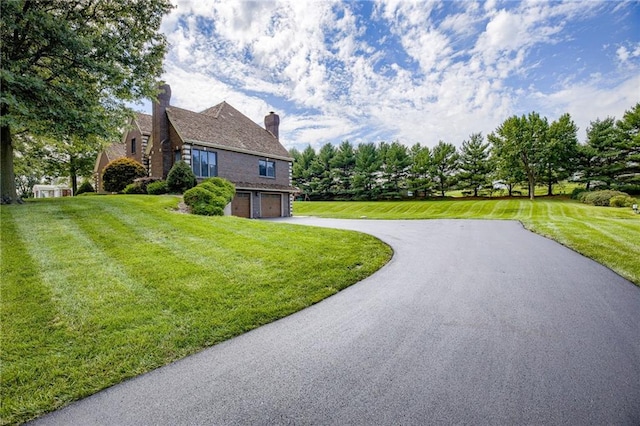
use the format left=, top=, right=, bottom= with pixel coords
left=154, top=0, right=639, bottom=149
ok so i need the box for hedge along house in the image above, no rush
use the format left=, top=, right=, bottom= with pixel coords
left=147, top=84, right=295, bottom=218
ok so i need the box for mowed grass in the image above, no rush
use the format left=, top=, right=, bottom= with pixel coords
left=0, top=195, right=391, bottom=425
left=295, top=198, right=640, bottom=286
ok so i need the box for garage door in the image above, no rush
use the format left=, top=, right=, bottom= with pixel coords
left=232, top=192, right=251, bottom=218
left=260, top=193, right=281, bottom=218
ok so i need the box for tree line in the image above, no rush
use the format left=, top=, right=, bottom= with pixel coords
left=290, top=103, right=639, bottom=201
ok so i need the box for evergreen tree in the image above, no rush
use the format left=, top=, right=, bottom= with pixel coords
left=431, top=141, right=459, bottom=197
left=584, top=117, right=620, bottom=189
left=458, top=133, right=491, bottom=197
left=330, top=140, right=356, bottom=198
left=309, top=143, right=336, bottom=199
left=380, top=141, right=411, bottom=198
left=353, top=142, right=381, bottom=200
left=543, top=113, right=578, bottom=195
left=407, top=143, right=433, bottom=198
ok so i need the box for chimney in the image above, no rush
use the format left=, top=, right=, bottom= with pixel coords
left=264, top=111, right=280, bottom=140
left=152, top=83, right=172, bottom=178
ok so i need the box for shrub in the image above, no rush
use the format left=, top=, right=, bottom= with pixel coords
left=123, top=183, right=146, bottom=194
left=580, top=190, right=630, bottom=207
left=183, top=186, right=215, bottom=206
left=102, top=158, right=147, bottom=193
left=76, top=180, right=95, bottom=195
left=610, top=195, right=637, bottom=208
left=147, top=180, right=169, bottom=195
left=133, top=177, right=162, bottom=193
left=570, top=187, right=585, bottom=200
left=167, top=160, right=197, bottom=194
left=183, top=178, right=236, bottom=216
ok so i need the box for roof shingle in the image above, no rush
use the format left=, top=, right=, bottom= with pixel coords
left=166, top=102, right=291, bottom=160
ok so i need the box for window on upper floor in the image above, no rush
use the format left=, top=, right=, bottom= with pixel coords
left=192, top=148, right=217, bottom=178
left=131, top=138, right=136, bottom=154
left=259, top=159, right=275, bottom=178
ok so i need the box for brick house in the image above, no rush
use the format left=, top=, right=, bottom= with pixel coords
left=96, top=84, right=295, bottom=218
left=94, top=112, right=152, bottom=193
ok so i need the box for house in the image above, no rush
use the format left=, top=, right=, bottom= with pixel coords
left=33, top=184, right=73, bottom=198
left=94, top=112, right=152, bottom=193
left=96, top=83, right=295, bottom=218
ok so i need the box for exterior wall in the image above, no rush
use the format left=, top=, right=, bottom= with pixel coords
left=216, top=149, right=291, bottom=188
left=94, top=153, right=110, bottom=193
left=124, top=127, right=144, bottom=164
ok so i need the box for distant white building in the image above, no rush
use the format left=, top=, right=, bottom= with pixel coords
left=32, top=184, right=73, bottom=198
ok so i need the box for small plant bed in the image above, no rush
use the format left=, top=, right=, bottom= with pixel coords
left=0, top=196, right=392, bottom=424
left=295, top=198, right=640, bottom=286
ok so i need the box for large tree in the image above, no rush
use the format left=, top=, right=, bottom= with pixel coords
left=489, top=112, right=549, bottom=200
left=542, top=113, right=578, bottom=195
left=458, top=133, right=491, bottom=197
left=615, top=103, right=640, bottom=188
left=407, top=143, right=433, bottom=198
left=1, top=0, right=172, bottom=203
left=353, top=142, right=381, bottom=200
left=583, top=117, right=619, bottom=189
left=431, top=140, right=459, bottom=197
left=380, top=141, right=410, bottom=198
left=330, top=140, right=356, bottom=198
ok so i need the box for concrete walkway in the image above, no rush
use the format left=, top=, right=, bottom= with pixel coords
left=31, top=219, right=640, bottom=425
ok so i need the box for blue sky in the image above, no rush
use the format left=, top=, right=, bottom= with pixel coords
left=142, top=0, right=640, bottom=151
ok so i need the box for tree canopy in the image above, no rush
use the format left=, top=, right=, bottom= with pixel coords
left=1, top=0, right=173, bottom=203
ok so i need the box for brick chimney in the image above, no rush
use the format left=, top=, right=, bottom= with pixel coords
left=264, top=111, right=280, bottom=139
left=152, top=83, right=172, bottom=178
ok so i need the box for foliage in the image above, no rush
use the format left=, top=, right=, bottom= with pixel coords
left=146, top=180, right=169, bottom=195
left=166, top=160, right=197, bottom=194
left=0, top=0, right=173, bottom=203
left=76, top=180, right=95, bottom=195
left=542, top=113, right=579, bottom=195
left=489, top=112, right=549, bottom=200
left=183, top=178, right=235, bottom=216
left=353, top=142, right=382, bottom=200
left=102, top=158, right=147, bottom=193
left=431, top=141, right=459, bottom=197
left=579, top=190, right=631, bottom=207
left=570, top=187, right=586, bottom=200
left=609, top=195, right=637, bottom=208
left=1, top=195, right=391, bottom=424
left=379, top=141, right=411, bottom=199
left=407, top=143, right=433, bottom=198
left=458, top=133, right=492, bottom=197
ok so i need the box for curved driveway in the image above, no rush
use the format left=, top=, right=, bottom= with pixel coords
left=32, top=219, right=640, bottom=425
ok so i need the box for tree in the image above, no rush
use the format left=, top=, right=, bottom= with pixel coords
left=407, top=143, right=433, bottom=198
left=1, top=0, right=172, bottom=203
left=380, top=141, right=410, bottom=198
left=431, top=141, right=459, bottom=197
left=353, top=143, right=381, bottom=200
left=458, top=133, right=491, bottom=197
left=489, top=112, right=548, bottom=200
left=615, top=103, right=640, bottom=188
left=584, top=117, right=619, bottom=189
left=166, top=160, right=197, bottom=193
left=309, top=143, right=336, bottom=199
left=330, top=140, right=356, bottom=198
left=542, top=113, right=578, bottom=195
left=290, top=145, right=316, bottom=199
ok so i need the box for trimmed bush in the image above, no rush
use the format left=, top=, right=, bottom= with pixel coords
left=167, top=160, right=197, bottom=194
left=183, top=177, right=236, bottom=216
left=76, top=180, right=95, bottom=195
left=183, top=186, right=215, bottom=206
left=147, top=180, right=169, bottom=195
left=610, top=195, right=637, bottom=208
left=579, top=190, right=630, bottom=207
left=123, top=183, right=146, bottom=194
left=102, top=158, right=147, bottom=193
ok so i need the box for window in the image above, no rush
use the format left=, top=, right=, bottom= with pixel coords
left=259, top=159, right=275, bottom=178
left=131, top=138, right=136, bottom=154
left=191, top=148, right=217, bottom=177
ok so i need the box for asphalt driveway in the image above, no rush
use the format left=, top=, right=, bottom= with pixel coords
left=30, top=219, right=640, bottom=425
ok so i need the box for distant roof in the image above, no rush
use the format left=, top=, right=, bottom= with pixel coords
left=104, top=142, right=126, bottom=162
left=166, top=102, right=291, bottom=160
left=135, top=113, right=152, bottom=135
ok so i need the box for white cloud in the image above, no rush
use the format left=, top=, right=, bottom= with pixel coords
left=155, top=0, right=638, bottom=150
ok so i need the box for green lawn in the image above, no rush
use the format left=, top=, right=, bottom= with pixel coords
left=294, top=198, right=640, bottom=286
left=0, top=195, right=392, bottom=425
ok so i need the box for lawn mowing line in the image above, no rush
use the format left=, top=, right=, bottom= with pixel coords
left=11, top=204, right=153, bottom=330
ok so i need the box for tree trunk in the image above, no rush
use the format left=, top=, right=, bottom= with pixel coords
left=70, top=155, right=78, bottom=195
left=529, top=180, right=535, bottom=200
left=547, top=164, right=553, bottom=196
left=0, top=118, right=20, bottom=204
